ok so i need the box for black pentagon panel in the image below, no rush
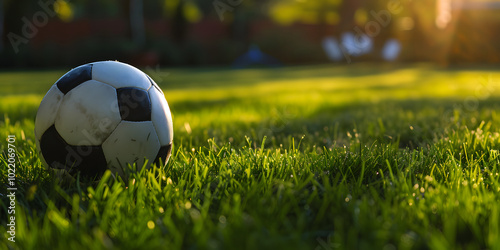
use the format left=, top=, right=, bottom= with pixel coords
left=117, top=87, right=152, bottom=121
left=154, top=144, right=172, bottom=167
left=147, top=74, right=163, bottom=94
left=40, top=125, right=107, bottom=177
left=56, top=64, right=93, bottom=94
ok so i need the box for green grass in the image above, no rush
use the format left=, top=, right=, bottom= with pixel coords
left=2, top=64, right=500, bottom=249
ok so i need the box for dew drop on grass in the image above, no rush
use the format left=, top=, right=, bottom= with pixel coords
left=190, top=209, right=201, bottom=219
left=431, top=204, right=438, bottom=214
left=219, top=215, right=227, bottom=224
left=345, top=194, right=352, bottom=202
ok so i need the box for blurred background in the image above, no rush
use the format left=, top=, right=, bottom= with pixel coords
left=0, top=0, right=499, bottom=68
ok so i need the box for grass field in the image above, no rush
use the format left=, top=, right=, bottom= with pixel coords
left=2, top=64, right=500, bottom=249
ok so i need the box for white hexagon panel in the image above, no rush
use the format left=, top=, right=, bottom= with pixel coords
left=35, top=84, right=64, bottom=141
left=102, top=121, right=161, bottom=177
left=55, top=80, right=121, bottom=146
left=92, top=61, right=152, bottom=90
left=148, top=84, right=173, bottom=146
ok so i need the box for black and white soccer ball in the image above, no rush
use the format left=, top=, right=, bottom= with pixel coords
left=34, top=61, right=173, bottom=178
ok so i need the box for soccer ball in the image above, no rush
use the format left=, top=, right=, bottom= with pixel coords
left=34, top=61, right=173, bottom=178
